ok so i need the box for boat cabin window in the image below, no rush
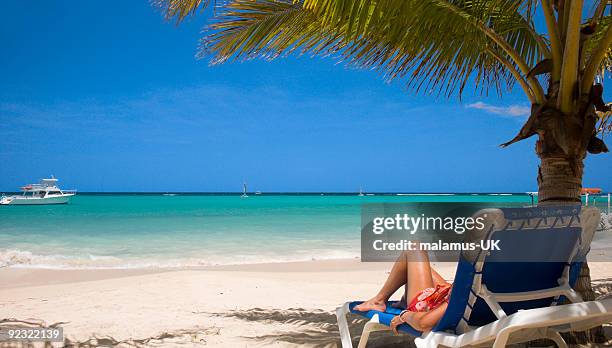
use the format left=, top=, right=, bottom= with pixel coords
left=48, top=191, right=61, bottom=195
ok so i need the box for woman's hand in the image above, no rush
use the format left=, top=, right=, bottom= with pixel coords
left=390, top=314, right=402, bottom=335
left=390, top=311, right=414, bottom=335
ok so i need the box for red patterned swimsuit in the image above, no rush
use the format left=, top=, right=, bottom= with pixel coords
left=407, top=283, right=452, bottom=312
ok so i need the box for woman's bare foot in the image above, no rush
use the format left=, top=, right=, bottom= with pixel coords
left=354, top=297, right=387, bottom=312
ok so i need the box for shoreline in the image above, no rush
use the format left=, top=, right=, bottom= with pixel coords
left=0, top=258, right=401, bottom=289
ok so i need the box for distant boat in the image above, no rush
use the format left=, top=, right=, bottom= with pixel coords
left=241, top=182, right=248, bottom=198
left=0, top=176, right=76, bottom=205
left=255, top=191, right=262, bottom=195
left=162, top=193, right=177, bottom=196
left=358, top=187, right=365, bottom=196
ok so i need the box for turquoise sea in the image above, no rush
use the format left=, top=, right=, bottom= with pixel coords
left=0, top=193, right=606, bottom=269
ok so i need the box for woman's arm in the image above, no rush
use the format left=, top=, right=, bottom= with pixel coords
left=404, top=303, right=448, bottom=331
left=391, top=303, right=448, bottom=333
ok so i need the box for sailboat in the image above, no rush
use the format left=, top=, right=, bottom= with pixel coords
left=358, top=186, right=365, bottom=196
left=241, top=182, right=248, bottom=198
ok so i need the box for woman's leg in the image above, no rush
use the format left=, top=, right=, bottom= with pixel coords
left=404, top=249, right=435, bottom=301
left=431, top=267, right=449, bottom=286
left=354, top=250, right=435, bottom=312
left=353, top=252, right=408, bottom=311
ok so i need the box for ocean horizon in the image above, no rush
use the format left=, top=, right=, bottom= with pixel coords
left=1, top=193, right=609, bottom=270
left=1, top=191, right=553, bottom=195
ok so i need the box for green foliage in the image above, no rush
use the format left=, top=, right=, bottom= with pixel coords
left=201, top=0, right=547, bottom=97
left=155, top=0, right=211, bottom=24
left=583, top=15, right=612, bottom=73
left=202, top=1, right=341, bottom=63
left=158, top=0, right=611, bottom=100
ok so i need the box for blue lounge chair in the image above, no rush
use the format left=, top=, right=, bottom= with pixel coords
left=337, top=206, right=612, bottom=348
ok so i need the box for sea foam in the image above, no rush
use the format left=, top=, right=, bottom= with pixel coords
left=0, top=248, right=359, bottom=270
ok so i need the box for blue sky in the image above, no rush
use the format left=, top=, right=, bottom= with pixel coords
left=0, top=1, right=610, bottom=192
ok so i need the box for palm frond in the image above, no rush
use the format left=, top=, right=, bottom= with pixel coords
left=202, top=0, right=546, bottom=99
left=303, top=0, right=546, bottom=99
left=583, top=15, right=612, bottom=74
left=155, top=0, right=212, bottom=23
left=201, top=0, right=342, bottom=63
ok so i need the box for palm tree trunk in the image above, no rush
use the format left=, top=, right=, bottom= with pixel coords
left=537, top=145, right=607, bottom=344
left=537, top=155, right=583, bottom=203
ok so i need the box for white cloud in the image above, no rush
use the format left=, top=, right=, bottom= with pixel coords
left=466, top=102, right=530, bottom=117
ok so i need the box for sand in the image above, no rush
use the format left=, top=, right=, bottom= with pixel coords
left=0, top=260, right=610, bottom=347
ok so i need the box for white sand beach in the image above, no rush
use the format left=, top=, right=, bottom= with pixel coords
left=1, top=260, right=611, bottom=347
left=0, top=260, right=447, bottom=347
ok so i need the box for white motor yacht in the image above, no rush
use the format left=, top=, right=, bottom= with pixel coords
left=0, top=177, right=76, bottom=205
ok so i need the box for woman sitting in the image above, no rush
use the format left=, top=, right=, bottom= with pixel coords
left=353, top=249, right=451, bottom=333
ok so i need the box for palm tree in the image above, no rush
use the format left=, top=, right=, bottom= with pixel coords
left=158, top=0, right=611, bottom=342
